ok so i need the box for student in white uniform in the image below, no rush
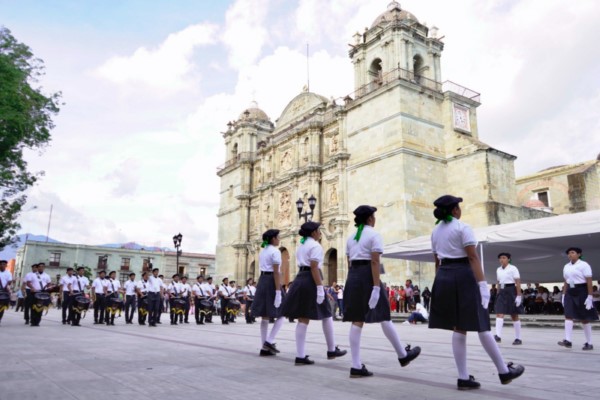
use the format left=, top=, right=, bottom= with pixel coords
left=179, top=276, right=191, bottom=324
left=0, top=260, right=13, bottom=325
left=71, top=267, right=90, bottom=326
left=60, top=268, right=76, bottom=325
left=343, top=206, right=421, bottom=378
left=124, top=273, right=137, bottom=324
left=429, top=195, right=524, bottom=390
left=92, top=270, right=108, bottom=324
left=192, top=275, right=209, bottom=325
left=147, top=267, right=164, bottom=327
left=27, top=263, right=52, bottom=326
left=105, top=271, right=122, bottom=325
left=219, top=277, right=235, bottom=324
left=281, top=221, right=347, bottom=365
left=23, top=264, right=38, bottom=325
left=493, top=253, right=523, bottom=345
left=169, top=274, right=183, bottom=325
left=558, top=247, right=598, bottom=350
left=204, top=277, right=216, bottom=323
left=251, top=229, right=286, bottom=356
left=243, top=278, right=257, bottom=324
left=136, top=272, right=150, bottom=325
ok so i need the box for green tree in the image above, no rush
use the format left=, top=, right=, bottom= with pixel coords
left=0, top=27, right=61, bottom=250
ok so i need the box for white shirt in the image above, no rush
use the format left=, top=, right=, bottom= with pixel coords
left=192, top=282, right=206, bottom=297
left=496, top=264, right=520, bottom=285
left=203, top=283, right=214, bottom=296
left=243, top=285, right=256, bottom=296
left=124, top=280, right=137, bottom=295
left=180, top=282, right=191, bottom=297
left=0, top=270, right=13, bottom=289
left=73, top=275, right=89, bottom=292
left=219, top=284, right=233, bottom=298
left=415, top=303, right=429, bottom=319
left=431, top=218, right=477, bottom=259
left=60, top=275, right=75, bottom=292
left=148, top=276, right=163, bottom=293
left=24, top=272, right=37, bottom=289
left=106, top=278, right=121, bottom=293
left=137, top=279, right=150, bottom=294
left=259, top=245, right=282, bottom=272
left=346, top=225, right=383, bottom=260
left=296, top=237, right=323, bottom=269
left=28, top=272, right=52, bottom=291
left=563, top=259, right=593, bottom=285
left=168, top=281, right=183, bottom=296
left=92, top=277, right=106, bottom=294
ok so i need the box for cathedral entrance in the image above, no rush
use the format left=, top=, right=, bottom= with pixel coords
left=325, top=248, right=337, bottom=285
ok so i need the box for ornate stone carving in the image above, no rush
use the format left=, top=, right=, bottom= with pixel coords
left=330, top=135, right=339, bottom=154
left=278, top=191, right=291, bottom=224
left=329, top=183, right=339, bottom=206
left=281, top=151, right=293, bottom=171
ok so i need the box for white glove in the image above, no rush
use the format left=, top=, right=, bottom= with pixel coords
left=316, top=285, right=325, bottom=304
left=478, top=281, right=490, bottom=309
left=274, top=290, right=282, bottom=308
left=515, top=295, right=522, bottom=307
left=561, top=294, right=565, bottom=306
left=585, top=295, right=594, bottom=310
left=368, top=286, right=381, bottom=309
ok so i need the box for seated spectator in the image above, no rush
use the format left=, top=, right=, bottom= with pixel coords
left=592, top=285, right=600, bottom=312
left=406, top=303, right=429, bottom=324
left=550, top=286, right=564, bottom=315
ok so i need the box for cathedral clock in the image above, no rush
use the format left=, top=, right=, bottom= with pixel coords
left=452, top=103, right=470, bottom=133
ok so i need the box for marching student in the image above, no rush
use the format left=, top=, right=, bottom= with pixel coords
left=26, top=263, right=52, bottom=326
left=168, top=274, right=183, bottom=325
left=204, top=276, right=216, bottom=323
left=429, top=195, right=524, bottom=390
left=243, top=278, right=256, bottom=324
left=558, top=247, right=598, bottom=350
left=494, top=253, right=523, bottom=345
left=147, top=267, right=164, bottom=327
left=219, top=277, right=235, bottom=324
left=136, top=271, right=150, bottom=325
left=251, top=229, right=286, bottom=356
left=0, top=260, right=13, bottom=326
left=124, top=273, right=137, bottom=324
left=91, top=270, right=108, bottom=324
left=23, top=264, right=38, bottom=325
left=59, top=268, right=75, bottom=325
left=105, top=271, right=122, bottom=326
left=179, top=276, right=191, bottom=324
left=192, top=275, right=209, bottom=325
left=343, top=205, right=421, bottom=378
left=71, top=267, right=90, bottom=326
left=281, top=221, right=346, bottom=365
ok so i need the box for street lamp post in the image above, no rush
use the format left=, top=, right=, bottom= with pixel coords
left=296, top=195, right=317, bottom=222
left=173, top=233, right=183, bottom=274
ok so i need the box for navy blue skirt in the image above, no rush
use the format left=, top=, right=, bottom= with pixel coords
left=494, top=285, right=522, bottom=315
left=342, top=264, right=391, bottom=323
left=281, top=270, right=332, bottom=320
left=250, top=272, right=284, bottom=318
left=564, top=284, right=599, bottom=321
left=429, top=261, right=491, bottom=332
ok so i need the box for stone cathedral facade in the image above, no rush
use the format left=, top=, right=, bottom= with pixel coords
left=216, top=2, right=544, bottom=287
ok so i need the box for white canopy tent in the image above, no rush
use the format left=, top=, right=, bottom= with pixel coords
left=383, top=210, right=600, bottom=283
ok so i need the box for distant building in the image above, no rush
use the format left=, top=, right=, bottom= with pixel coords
left=516, top=157, right=600, bottom=215
left=14, top=240, right=215, bottom=286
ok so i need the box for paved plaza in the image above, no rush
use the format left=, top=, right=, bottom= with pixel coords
left=0, top=309, right=599, bottom=400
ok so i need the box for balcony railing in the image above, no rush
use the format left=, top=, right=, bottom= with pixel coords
left=442, top=81, right=481, bottom=102
left=217, top=152, right=256, bottom=172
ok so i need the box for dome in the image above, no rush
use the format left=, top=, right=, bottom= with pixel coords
left=371, top=1, right=418, bottom=28
left=524, top=199, right=546, bottom=209
left=238, top=101, right=270, bottom=121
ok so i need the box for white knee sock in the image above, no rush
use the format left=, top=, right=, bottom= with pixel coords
left=267, top=317, right=284, bottom=344
left=452, top=332, right=469, bottom=380
left=321, top=317, right=335, bottom=352
left=478, top=331, right=509, bottom=374
left=381, top=320, right=407, bottom=358
left=565, top=320, right=573, bottom=341
left=295, top=322, right=308, bottom=358
left=260, top=319, right=269, bottom=344
left=495, top=318, right=504, bottom=337
left=349, top=324, right=362, bottom=369
left=513, top=320, right=521, bottom=340
left=583, top=323, right=592, bottom=344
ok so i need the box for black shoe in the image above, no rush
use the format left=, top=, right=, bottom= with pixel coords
left=93, top=321, right=99, bottom=325
left=25, top=321, right=29, bottom=325
left=512, top=339, right=522, bottom=345
left=582, top=343, right=594, bottom=351
left=350, top=364, right=373, bottom=378
left=184, top=321, right=189, bottom=324
left=294, top=356, right=314, bottom=365
left=494, top=335, right=501, bottom=343
left=457, top=375, right=480, bottom=390
left=156, top=321, right=162, bottom=324
left=499, top=362, right=525, bottom=385
left=222, top=321, right=229, bottom=325
left=260, top=349, right=276, bottom=357
left=206, top=321, right=213, bottom=323
left=197, top=321, right=204, bottom=325
left=263, top=341, right=280, bottom=354
left=149, top=324, right=156, bottom=327
left=62, top=321, right=67, bottom=325
left=558, top=339, right=572, bottom=348
left=139, top=323, right=146, bottom=325
left=327, top=346, right=347, bottom=359
left=398, top=345, right=421, bottom=367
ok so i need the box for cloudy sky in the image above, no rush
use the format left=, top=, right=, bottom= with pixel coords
left=2, top=0, right=599, bottom=253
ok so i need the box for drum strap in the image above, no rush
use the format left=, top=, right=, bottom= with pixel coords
left=0, top=275, right=4, bottom=290
left=173, top=284, right=178, bottom=295
left=36, top=273, right=45, bottom=291
left=110, top=280, right=115, bottom=293
left=77, top=277, right=83, bottom=292
left=197, top=284, right=204, bottom=296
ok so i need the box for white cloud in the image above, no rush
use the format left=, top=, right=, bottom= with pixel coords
left=222, top=0, right=270, bottom=69
left=94, top=23, right=218, bottom=93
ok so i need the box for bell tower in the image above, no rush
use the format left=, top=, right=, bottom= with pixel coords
left=349, top=1, right=443, bottom=92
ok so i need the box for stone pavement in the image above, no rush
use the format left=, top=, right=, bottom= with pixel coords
left=0, top=309, right=599, bottom=400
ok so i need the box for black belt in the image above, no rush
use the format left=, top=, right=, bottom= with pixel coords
left=501, top=284, right=516, bottom=287
left=261, top=271, right=273, bottom=275
left=350, top=260, right=371, bottom=267
left=440, top=257, right=469, bottom=265
left=298, top=266, right=311, bottom=272
left=126, top=294, right=136, bottom=297
left=573, top=283, right=588, bottom=288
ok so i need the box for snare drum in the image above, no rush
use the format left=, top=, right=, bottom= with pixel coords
left=227, top=299, right=241, bottom=313
left=34, top=292, right=51, bottom=307
left=44, top=284, right=60, bottom=294
left=0, top=291, right=10, bottom=311
left=73, top=296, right=91, bottom=312
left=199, top=299, right=213, bottom=310
left=171, top=298, right=187, bottom=314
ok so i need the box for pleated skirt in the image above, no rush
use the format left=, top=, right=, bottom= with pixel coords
left=281, top=270, right=332, bottom=320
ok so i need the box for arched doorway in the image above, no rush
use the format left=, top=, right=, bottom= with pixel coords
left=369, top=58, right=383, bottom=88
left=249, top=261, right=255, bottom=279
left=325, top=248, right=337, bottom=285
left=413, top=54, right=423, bottom=82
left=280, top=247, right=290, bottom=286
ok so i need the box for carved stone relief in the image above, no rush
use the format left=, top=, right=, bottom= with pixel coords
left=277, top=191, right=291, bottom=224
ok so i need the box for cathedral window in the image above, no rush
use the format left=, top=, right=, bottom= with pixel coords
left=413, top=54, right=424, bottom=82
left=369, top=58, right=383, bottom=84
left=232, top=142, right=238, bottom=158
